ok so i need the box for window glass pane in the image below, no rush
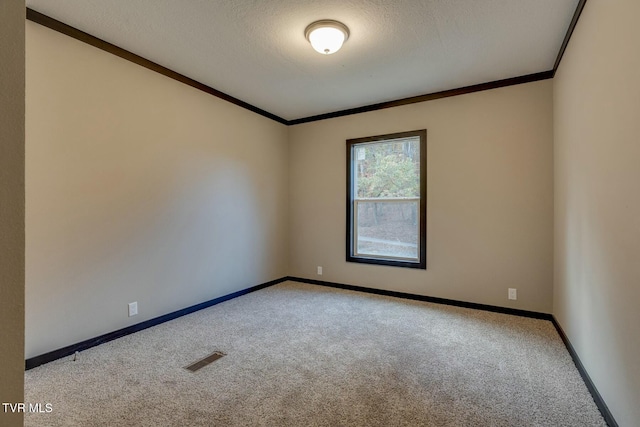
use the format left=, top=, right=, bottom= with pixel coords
left=355, top=200, right=419, bottom=259
left=355, top=138, right=420, bottom=199
left=347, top=129, right=426, bottom=269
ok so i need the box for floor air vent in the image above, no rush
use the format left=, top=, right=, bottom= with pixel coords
left=184, top=351, right=226, bottom=372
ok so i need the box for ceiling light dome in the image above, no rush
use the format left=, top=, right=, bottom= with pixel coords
left=305, top=20, right=350, bottom=55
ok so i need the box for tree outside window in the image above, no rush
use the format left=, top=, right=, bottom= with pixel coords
left=347, top=130, right=426, bottom=269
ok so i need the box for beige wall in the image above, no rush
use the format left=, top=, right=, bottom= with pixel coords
left=25, top=22, right=289, bottom=358
left=289, top=80, right=554, bottom=313
left=553, top=1, right=640, bottom=425
left=0, top=1, right=25, bottom=426
left=23, top=3, right=640, bottom=423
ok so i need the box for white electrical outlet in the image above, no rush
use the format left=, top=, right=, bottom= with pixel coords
left=128, top=301, right=138, bottom=317
left=508, top=288, right=517, bottom=300
left=317, top=266, right=323, bottom=275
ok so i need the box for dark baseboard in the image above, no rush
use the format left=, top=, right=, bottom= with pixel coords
left=25, top=277, right=288, bottom=370
left=25, top=274, right=618, bottom=427
left=550, top=317, right=619, bottom=427
left=288, top=276, right=617, bottom=426
left=286, top=276, right=552, bottom=320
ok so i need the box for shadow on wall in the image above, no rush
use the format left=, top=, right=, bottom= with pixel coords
left=26, top=155, right=266, bottom=359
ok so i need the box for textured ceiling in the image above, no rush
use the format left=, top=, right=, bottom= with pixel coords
left=26, top=0, right=579, bottom=121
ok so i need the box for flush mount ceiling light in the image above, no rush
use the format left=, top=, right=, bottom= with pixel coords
left=305, top=20, right=350, bottom=55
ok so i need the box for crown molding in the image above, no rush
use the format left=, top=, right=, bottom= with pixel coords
left=27, top=2, right=586, bottom=126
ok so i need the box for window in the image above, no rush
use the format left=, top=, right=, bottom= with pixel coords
left=346, top=130, right=426, bottom=269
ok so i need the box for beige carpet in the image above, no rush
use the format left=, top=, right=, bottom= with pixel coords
left=25, top=281, right=606, bottom=426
